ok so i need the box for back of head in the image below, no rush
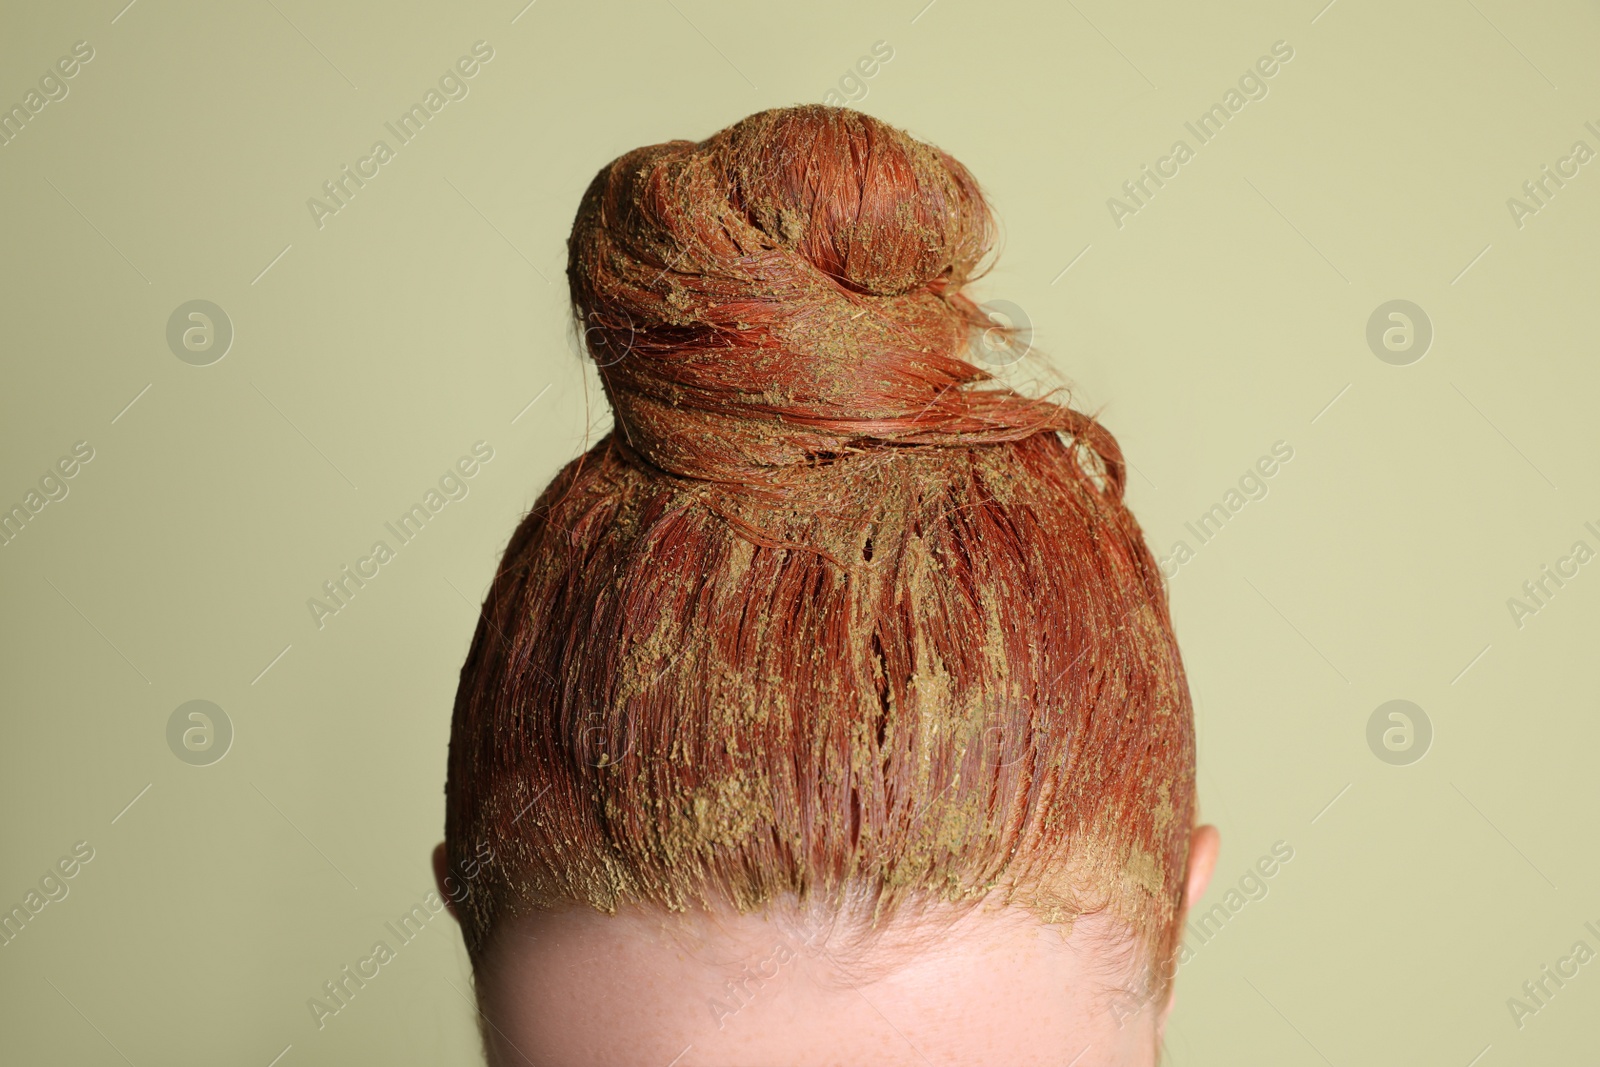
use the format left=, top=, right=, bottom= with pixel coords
left=444, top=104, right=1194, bottom=1000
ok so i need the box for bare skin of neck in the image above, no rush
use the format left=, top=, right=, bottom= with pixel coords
left=441, top=826, right=1219, bottom=1067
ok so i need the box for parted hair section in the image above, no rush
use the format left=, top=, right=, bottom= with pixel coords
left=443, top=105, right=1195, bottom=990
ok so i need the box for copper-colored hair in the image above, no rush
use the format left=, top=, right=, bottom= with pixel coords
left=444, top=105, right=1195, bottom=994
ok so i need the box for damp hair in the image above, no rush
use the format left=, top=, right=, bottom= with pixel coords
left=443, top=104, right=1196, bottom=998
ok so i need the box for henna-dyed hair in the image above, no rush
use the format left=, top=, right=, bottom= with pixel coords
left=444, top=104, right=1195, bottom=994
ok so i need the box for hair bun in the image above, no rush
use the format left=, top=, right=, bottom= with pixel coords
left=566, top=105, right=1120, bottom=491
left=718, top=107, right=987, bottom=298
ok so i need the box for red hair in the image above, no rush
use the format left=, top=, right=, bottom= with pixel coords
left=444, top=104, right=1195, bottom=995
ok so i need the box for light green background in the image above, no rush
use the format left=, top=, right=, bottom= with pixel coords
left=2, top=0, right=1596, bottom=1063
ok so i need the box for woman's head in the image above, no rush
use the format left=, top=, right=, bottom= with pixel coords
left=439, top=104, right=1211, bottom=1064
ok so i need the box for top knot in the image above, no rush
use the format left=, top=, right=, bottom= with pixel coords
left=564, top=105, right=1122, bottom=493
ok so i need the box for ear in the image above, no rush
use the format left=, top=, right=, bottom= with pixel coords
left=432, top=841, right=459, bottom=921
left=1155, top=823, right=1219, bottom=1035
